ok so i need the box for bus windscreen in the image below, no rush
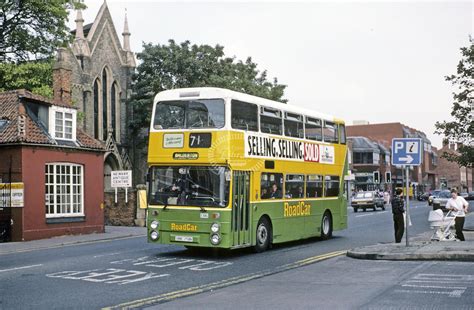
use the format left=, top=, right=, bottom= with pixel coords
left=150, top=166, right=230, bottom=207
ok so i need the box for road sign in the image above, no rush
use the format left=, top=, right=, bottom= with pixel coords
left=111, top=170, right=132, bottom=188
left=391, top=138, right=422, bottom=166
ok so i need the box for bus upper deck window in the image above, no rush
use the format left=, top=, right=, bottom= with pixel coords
left=153, top=99, right=225, bottom=129
left=305, top=117, right=322, bottom=141
left=260, top=107, right=282, bottom=135
left=323, top=121, right=339, bottom=143
left=339, top=124, right=346, bottom=144
left=284, top=112, right=304, bottom=138
left=231, top=100, right=258, bottom=131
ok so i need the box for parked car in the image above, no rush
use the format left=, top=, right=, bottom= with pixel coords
left=428, top=190, right=442, bottom=206
left=432, top=190, right=451, bottom=212
left=417, top=192, right=429, bottom=201
left=352, top=191, right=385, bottom=212
left=460, top=192, right=469, bottom=199
left=467, top=191, right=474, bottom=201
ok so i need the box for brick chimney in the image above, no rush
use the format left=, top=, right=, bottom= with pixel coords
left=53, top=48, right=73, bottom=105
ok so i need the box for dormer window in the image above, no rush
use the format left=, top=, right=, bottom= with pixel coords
left=55, top=111, right=73, bottom=139
left=49, top=106, right=76, bottom=141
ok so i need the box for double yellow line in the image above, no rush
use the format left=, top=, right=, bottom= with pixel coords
left=103, top=250, right=346, bottom=310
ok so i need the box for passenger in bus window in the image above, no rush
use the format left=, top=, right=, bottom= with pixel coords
left=261, top=188, right=270, bottom=199
left=296, top=186, right=304, bottom=198
left=270, top=183, right=282, bottom=199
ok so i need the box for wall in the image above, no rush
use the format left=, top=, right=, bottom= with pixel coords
left=435, top=146, right=473, bottom=192
left=347, top=123, right=404, bottom=148
left=21, top=146, right=104, bottom=241
left=104, top=189, right=136, bottom=226
left=0, top=147, right=23, bottom=241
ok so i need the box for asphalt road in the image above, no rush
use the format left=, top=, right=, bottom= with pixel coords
left=0, top=200, right=461, bottom=309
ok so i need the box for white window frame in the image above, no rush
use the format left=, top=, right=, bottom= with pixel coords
left=45, top=163, right=84, bottom=218
left=373, top=152, right=380, bottom=165
left=49, top=106, right=77, bottom=141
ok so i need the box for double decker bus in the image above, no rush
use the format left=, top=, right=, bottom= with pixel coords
left=146, top=87, right=348, bottom=252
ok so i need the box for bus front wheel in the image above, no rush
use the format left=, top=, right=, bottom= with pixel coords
left=321, top=211, right=333, bottom=240
left=254, top=217, right=271, bottom=253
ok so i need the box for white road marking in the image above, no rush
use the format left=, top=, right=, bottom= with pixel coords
left=93, top=252, right=122, bottom=258
left=407, top=279, right=472, bottom=283
left=414, top=274, right=474, bottom=281
left=397, top=272, right=473, bottom=298
left=46, top=268, right=169, bottom=285
left=402, top=284, right=467, bottom=290
left=395, top=289, right=465, bottom=298
left=0, top=264, right=43, bottom=273
left=110, top=256, right=233, bottom=271
left=355, top=214, right=374, bottom=217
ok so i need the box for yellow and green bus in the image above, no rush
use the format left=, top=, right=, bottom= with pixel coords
left=146, top=87, right=348, bottom=252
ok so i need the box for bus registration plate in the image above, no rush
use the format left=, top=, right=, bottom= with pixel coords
left=175, top=235, right=193, bottom=242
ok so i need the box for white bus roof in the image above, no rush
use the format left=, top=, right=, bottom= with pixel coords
left=153, top=87, right=342, bottom=123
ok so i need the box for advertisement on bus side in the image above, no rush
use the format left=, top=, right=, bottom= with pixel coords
left=244, top=132, right=335, bottom=164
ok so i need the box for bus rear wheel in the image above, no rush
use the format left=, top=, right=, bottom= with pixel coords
left=321, top=211, right=333, bottom=240
left=254, top=217, right=271, bottom=253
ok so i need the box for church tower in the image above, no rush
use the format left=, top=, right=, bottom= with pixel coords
left=53, top=1, right=136, bottom=192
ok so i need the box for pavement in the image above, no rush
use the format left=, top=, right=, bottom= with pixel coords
left=347, top=213, right=474, bottom=262
left=0, top=225, right=146, bottom=255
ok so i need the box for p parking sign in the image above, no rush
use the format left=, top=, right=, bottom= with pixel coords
left=391, top=138, right=422, bottom=166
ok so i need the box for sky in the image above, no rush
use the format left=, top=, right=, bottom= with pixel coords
left=69, top=0, right=473, bottom=148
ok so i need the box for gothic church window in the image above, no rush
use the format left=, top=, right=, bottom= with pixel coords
left=111, top=82, right=118, bottom=142
left=93, top=79, right=99, bottom=139
left=102, top=68, right=108, bottom=140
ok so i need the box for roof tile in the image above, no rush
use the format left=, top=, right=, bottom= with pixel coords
left=0, top=89, right=104, bottom=151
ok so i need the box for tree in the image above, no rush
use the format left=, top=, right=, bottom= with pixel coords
left=129, top=40, right=287, bottom=136
left=435, top=38, right=474, bottom=168
left=0, top=0, right=84, bottom=62
left=0, top=60, right=53, bottom=97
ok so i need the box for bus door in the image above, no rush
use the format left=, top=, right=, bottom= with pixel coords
left=231, top=171, right=251, bottom=247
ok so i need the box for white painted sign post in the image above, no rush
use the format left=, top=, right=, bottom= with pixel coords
left=111, top=170, right=132, bottom=203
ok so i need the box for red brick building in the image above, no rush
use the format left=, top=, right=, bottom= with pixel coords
left=435, top=143, right=473, bottom=192
left=347, top=122, right=438, bottom=193
left=348, top=136, right=392, bottom=191
left=0, top=90, right=105, bottom=241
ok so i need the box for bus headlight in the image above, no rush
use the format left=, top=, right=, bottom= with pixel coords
left=210, top=233, right=221, bottom=245
left=150, top=220, right=159, bottom=229
left=150, top=230, right=159, bottom=240
left=210, top=223, right=220, bottom=233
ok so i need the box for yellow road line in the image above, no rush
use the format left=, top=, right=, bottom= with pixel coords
left=103, top=250, right=347, bottom=310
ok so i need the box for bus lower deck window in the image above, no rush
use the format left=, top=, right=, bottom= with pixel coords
left=261, top=173, right=283, bottom=199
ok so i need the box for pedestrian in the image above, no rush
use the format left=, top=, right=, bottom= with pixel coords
left=446, top=188, right=469, bottom=241
left=391, top=188, right=405, bottom=243
left=384, top=190, right=390, bottom=205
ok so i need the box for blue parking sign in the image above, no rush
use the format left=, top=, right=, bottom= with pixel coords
left=391, top=138, right=422, bottom=166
